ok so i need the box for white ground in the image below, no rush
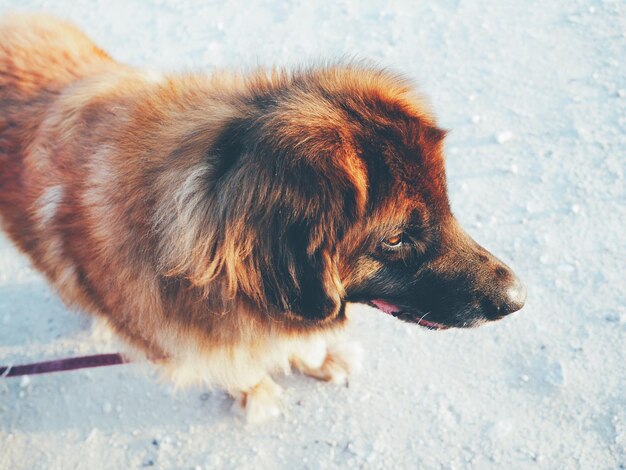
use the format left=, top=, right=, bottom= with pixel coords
left=0, top=0, right=625, bottom=469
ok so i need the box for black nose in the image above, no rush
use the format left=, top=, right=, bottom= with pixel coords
left=489, top=274, right=527, bottom=317
left=503, top=276, right=527, bottom=314
left=480, top=268, right=527, bottom=320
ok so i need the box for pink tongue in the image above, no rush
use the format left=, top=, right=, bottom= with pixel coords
left=371, top=299, right=400, bottom=315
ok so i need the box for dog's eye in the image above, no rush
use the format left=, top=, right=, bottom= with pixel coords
left=382, top=234, right=404, bottom=248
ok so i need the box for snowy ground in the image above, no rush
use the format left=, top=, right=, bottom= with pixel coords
left=0, top=0, right=625, bottom=469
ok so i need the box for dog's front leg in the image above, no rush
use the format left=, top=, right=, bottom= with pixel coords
left=290, top=337, right=363, bottom=385
left=230, top=374, right=283, bottom=424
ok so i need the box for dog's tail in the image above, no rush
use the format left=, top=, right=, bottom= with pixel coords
left=0, top=13, right=112, bottom=93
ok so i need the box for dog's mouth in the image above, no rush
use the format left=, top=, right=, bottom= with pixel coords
left=369, top=299, right=450, bottom=330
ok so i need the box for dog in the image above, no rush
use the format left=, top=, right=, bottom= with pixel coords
left=0, top=14, right=526, bottom=422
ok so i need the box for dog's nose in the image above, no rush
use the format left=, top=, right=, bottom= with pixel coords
left=480, top=264, right=527, bottom=320
left=499, top=276, right=527, bottom=315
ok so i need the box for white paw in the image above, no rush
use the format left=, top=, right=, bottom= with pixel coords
left=323, top=341, right=364, bottom=384
left=294, top=340, right=364, bottom=384
left=232, top=376, right=283, bottom=424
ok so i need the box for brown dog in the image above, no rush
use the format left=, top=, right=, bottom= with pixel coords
left=0, top=14, right=525, bottom=421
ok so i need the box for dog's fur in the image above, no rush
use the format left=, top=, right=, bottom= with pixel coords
left=0, top=14, right=525, bottom=422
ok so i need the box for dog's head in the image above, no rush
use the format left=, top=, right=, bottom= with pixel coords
left=160, top=65, right=525, bottom=329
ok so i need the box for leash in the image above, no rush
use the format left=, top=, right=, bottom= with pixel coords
left=0, top=353, right=129, bottom=378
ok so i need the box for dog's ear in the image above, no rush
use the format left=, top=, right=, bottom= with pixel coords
left=208, top=117, right=364, bottom=322
left=256, top=198, right=344, bottom=322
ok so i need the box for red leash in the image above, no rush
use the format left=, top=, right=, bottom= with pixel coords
left=0, top=353, right=129, bottom=378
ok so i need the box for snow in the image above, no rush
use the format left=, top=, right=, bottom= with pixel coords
left=0, top=0, right=625, bottom=469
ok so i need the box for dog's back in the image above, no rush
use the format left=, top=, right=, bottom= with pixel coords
left=0, top=13, right=111, bottom=150
left=0, top=14, right=111, bottom=248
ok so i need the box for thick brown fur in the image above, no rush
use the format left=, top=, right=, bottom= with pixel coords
left=0, top=14, right=524, bottom=421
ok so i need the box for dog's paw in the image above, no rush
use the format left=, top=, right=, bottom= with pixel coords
left=231, top=376, right=283, bottom=424
left=293, top=340, right=363, bottom=384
